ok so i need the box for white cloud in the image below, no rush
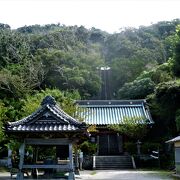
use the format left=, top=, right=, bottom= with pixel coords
left=0, top=0, right=179, bottom=33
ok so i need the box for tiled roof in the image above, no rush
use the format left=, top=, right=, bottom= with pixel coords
left=6, top=96, right=86, bottom=132
left=9, top=124, right=79, bottom=132
left=166, top=136, right=180, bottom=143
left=76, top=100, right=153, bottom=125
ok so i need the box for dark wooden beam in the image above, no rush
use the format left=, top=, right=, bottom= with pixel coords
left=25, top=138, right=72, bottom=145
left=23, top=164, right=71, bottom=170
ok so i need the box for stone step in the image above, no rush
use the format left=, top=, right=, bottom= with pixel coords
left=96, top=165, right=132, bottom=167
left=96, top=159, right=132, bottom=162
left=96, top=162, right=132, bottom=165
left=95, top=167, right=133, bottom=170
left=95, top=156, right=131, bottom=160
left=95, top=155, right=133, bottom=170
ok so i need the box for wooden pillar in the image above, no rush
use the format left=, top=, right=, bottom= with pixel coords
left=117, top=133, right=123, bottom=154
left=97, top=135, right=99, bottom=155
left=32, top=146, right=38, bottom=178
left=17, top=142, right=25, bottom=180
left=68, top=143, right=74, bottom=180
left=107, top=134, right=110, bottom=154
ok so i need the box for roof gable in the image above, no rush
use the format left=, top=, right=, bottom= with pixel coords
left=166, top=136, right=180, bottom=143
left=7, top=96, right=86, bottom=132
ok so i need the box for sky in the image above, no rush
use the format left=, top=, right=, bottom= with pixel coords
left=0, top=0, right=180, bottom=33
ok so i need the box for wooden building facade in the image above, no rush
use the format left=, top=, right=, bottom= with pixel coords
left=77, top=99, right=153, bottom=156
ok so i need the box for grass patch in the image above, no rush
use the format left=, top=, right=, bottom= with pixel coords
left=138, top=169, right=177, bottom=179
left=0, top=166, right=8, bottom=172
left=54, top=171, right=67, bottom=178
left=155, top=170, right=173, bottom=176
left=90, top=171, right=96, bottom=175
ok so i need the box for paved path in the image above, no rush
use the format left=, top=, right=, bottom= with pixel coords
left=0, top=170, right=178, bottom=180
left=78, top=170, right=177, bottom=180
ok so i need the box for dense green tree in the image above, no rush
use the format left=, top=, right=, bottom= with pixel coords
left=0, top=29, right=31, bottom=68
left=0, top=19, right=180, bottom=146
left=108, top=117, right=148, bottom=140
left=136, top=62, right=173, bottom=84
left=104, top=27, right=166, bottom=64
left=175, top=109, right=180, bottom=132
left=89, top=27, right=107, bottom=43
left=0, top=59, right=45, bottom=98
left=0, top=102, right=8, bottom=141
left=0, top=23, right=10, bottom=30
left=20, top=88, right=80, bottom=118
left=111, top=57, right=146, bottom=94
left=75, top=26, right=89, bottom=43
left=155, top=80, right=180, bottom=109
left=172, top=25, right=180, bottom=76
left=17, top=24, right=62, bottom=34
left=118, top=78, right=155, bottom=99
left=147, top=80, right=180, bottom=138
left=34, top=48, right=102, bottom=97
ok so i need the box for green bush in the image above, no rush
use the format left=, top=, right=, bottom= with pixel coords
left=124, top=142, right=136, bottom=155
left=175, top=109, right=180, bottom=132
left=124, top=142, right=162, bottom=156
left=79, top=141, right=97, bottom=155
left=141, top=142, right=162, bottom=154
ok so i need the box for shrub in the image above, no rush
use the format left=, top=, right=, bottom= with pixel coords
left=79, top=141, right=97, bottom=155
left=124, top=142, right=136, bottom=155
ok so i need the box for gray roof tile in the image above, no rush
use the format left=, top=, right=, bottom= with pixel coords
left=6, top=96, right=86, bottom=133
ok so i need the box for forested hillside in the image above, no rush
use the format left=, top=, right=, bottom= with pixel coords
left=0, top=19, right=180, bottom=147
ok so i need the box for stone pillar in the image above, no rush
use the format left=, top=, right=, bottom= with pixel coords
left=17, top=142, right=25, bottom=180
left=79, top=151, right=83, bottom=171
left=93, top=155, right=96, bottom=170
left=68, top=143, right=75, bottom=180
left=74, top=144, right=79, bottom=175
left=136, top=140, right=142, bottom=155
left=7, top=145, right=12, bottom=168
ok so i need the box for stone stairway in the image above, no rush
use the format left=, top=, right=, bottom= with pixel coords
left=94, top=155, right=134, bottom=169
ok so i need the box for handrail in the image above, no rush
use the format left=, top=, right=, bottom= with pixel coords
left=93, top=155, right=96, bottom=169
left=131, top=156, right=136, bottom=169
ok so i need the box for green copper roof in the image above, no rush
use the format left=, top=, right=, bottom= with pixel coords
left=76, top=100, right=153, bottom=125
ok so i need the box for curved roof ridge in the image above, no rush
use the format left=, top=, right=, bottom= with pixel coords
left=7, top=96, right=83, bottom=129
left=53, top=105, right=80, bottom=125
left=76, top=99, right=147, bottom=106
left=8, top=106, right=46, bottom=126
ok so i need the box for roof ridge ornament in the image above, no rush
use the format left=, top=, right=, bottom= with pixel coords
left=41, top=96, right=56, bottom=106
